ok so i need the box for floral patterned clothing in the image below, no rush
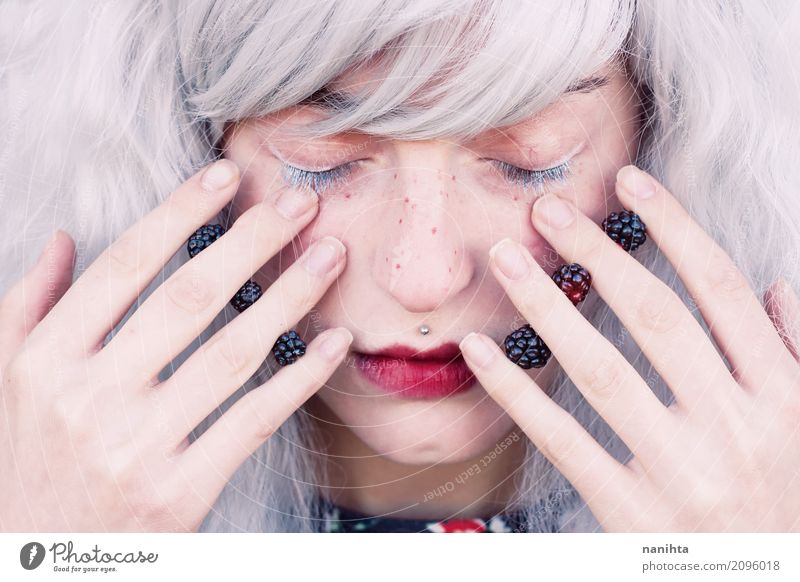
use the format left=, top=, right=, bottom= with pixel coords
left=320, top=488, right=580, bottom=533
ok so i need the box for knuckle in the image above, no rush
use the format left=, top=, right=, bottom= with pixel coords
left=632, top=284, right=684, bottom=334
left=105, top=230, right=143, bottom=276
left=537, top=433, right=576, bottom=464
left=580, top=354, right=628, bottom=402
left=703, top=250, right=751, bottom=302
left=165, top=269, right=216, bottom=313
left=50, top=394, right=96, bottom=444
left=205, top=334, right=258, bottom=378
left=243, top=402, right=277, bottom=442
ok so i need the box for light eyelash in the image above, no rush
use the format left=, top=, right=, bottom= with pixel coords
left=280, top=161, right=358, bottom=194
left=279, top=158, right=572, bottom=194
left=490, top=159, right=572, bottom=193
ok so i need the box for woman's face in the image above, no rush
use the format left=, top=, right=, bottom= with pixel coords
left=221, top=58, right=644, bottom=464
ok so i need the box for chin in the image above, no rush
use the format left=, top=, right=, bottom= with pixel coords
left=316, top=383, right=518, bottom=465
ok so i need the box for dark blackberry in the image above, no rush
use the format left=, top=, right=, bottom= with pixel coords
left=271, top=330, right=307, bottom=366
left=552, top=263, right=592, bottom=305
left=503, top=324, right=551, bottom=369
left=187, top=223, right=226, bottom=258
left=601, top=210, right=647, bottom=252
left=230, top=279, right=262, bottom=313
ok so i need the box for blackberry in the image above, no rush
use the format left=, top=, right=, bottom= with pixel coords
left=187, top=223, right=226, bottom=258
left=601, top=210, right=647, bottom=252
left=503, top=324, right=551, bottom=369
left=271, top=330, right=307, bottom=366
left=552, top=263, right=592, bottom=305
left=230, top=279, right=262, bottom=313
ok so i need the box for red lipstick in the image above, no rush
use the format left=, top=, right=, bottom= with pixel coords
left=353, top=342, right=477, bottom=399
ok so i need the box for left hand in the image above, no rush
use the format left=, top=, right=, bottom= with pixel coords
left=459, top=164, right=800, bottom=532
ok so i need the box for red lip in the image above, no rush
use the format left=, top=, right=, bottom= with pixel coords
left=353, top=342, right=477, bottom=399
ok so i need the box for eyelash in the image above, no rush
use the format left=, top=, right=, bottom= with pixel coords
left=489, top=159, right=572, bottom=193
left=279, top=158, right=572, bottom=194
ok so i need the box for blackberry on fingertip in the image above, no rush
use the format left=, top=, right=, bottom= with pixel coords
left=601, top=210, right=647, bottom=252
left=552, top=263, right=592, bottom=305
left=230, top=279, right=262, bottom=313
left=187, top=223, right=226, bottom=258
left=503, top=324, right=551, bottom=369
left=272, top=330, right=307, bottom=366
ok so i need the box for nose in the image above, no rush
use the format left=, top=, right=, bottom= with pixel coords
left=375, top=160, right=474, bottom=313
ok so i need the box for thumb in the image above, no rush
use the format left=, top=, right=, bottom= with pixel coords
left=0, top=230, right=76, bottom=356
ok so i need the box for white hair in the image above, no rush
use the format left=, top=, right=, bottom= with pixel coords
left=2, top=0, right=799, bottom=532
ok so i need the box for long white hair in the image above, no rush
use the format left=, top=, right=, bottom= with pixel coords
left=2, top=0, right=799, bottom=532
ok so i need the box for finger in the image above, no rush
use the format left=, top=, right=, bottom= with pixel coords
left=175, top=327, right=352, bottom=507
left=32, top=160, right=241, bottom=359
left=94, top=186, right=319, bottom=385
left=530, top=193, right=737, bottom=415
left=0, top=230, right=75, bottom=360
left=458, top=331, right=636, bottom=513
left=764, top=278, right=800, bottom=361
left=488, top=237, right=675, bottom=462
left=615, top=165, right=798, bottom=393
left=153, top=235, right=346, bottom=440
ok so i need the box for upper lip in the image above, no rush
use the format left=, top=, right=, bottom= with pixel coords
left=357, top=342, right=463, bottom=361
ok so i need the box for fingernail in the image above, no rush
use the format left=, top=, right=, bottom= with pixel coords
left=201, top=159, right=238, bottom=191
left=617, top=165, right=656, bottom=199
left=490, top=238, right=530, bottom=280
left=276, top=188, right=317, bottom=219
left=459, top=332, right=496, bottom=368
left=304, top=237, right=345, bottom=276
left=319, top=328, right=353, bottom=361
left=534, top=195, right=575, bottom=229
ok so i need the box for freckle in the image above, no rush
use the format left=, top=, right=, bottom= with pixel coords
left=448, top=267, right=452, bottom=273
left=398, top=218, right=403, bottom=224
left=512, top=196, right=518, bottom=201
left=394, top=173, right=398, bottom=180
left=385, top=257, right=389, bottom=262
left=395, top=264, right=401, bottom=269
left=452, top=174, right=456, bottom=181
left=453, top=250, right=457, bottom=254
left=344, top=192, right=351, bottom=199
left=404, top=197, right=409, bottom=203
left=431, top=227, right=437, bottom=235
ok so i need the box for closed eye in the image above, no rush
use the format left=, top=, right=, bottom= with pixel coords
left=488, top=159, right=572, bottom=192
left=280, top=161, right=359, bottom=194
left=279, top=157, right=573, bottom=195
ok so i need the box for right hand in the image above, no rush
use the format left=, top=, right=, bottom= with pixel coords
left=0, top=159, right=351, bottom=532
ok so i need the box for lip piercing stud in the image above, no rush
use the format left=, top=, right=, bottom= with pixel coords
left=419, top=324, right=430, bottom=335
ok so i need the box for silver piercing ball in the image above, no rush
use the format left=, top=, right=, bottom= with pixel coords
left=419, top=324, right=430, bottom=335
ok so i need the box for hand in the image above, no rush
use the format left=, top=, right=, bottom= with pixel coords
left=459, top=164, right=800, bottom=532
left=0, top=160, right=351, bottom=532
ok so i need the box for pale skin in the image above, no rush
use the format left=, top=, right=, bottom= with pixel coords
left=1, top=60, right=798, bottom=531
left=460, top=170, right=800, bottom=531
left=0, top=161, right=353, bottom=531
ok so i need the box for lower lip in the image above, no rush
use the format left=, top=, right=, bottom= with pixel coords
left=353, top=353, right=477, bottom=399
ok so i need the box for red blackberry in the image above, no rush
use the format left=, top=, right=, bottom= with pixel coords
left=272, top=330, right=307, bottom=366
left=230, top=279, right=262, bottom=312
left=187, top=223, right=225, bottom=258
left=503, top=324, right=551, bottom=369
left=552, top=263, right=592, bottom=305
left=601, top=210, right=647, bottom=252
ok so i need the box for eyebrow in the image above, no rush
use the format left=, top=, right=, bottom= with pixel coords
left=298, top=73, right=612, bottom=112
